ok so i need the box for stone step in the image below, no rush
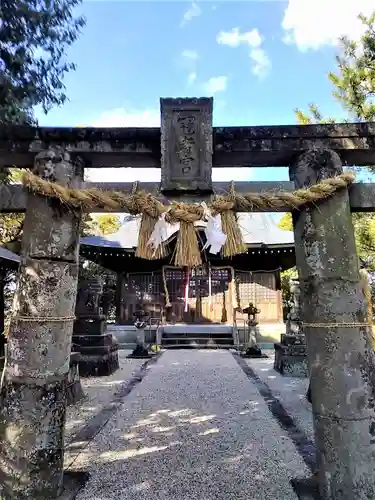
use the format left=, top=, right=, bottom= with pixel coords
left=161, top=336, right=234, bottom=349
left=161, top=324, right=234, bottom=335
left=162, top=332, right=233, bottom=339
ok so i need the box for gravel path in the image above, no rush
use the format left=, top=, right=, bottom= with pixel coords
left=242, top=351, right=314, bottom=442
left=65, top=350, right=146, bottom=444
left=72, top=350, right=309, bottom=500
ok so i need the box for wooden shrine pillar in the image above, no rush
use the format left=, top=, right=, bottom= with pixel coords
left=290, top=149, right=375, bottom=499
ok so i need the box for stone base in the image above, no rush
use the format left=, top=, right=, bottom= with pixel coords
left=73, top=331, right=119, bottom=378
left=73, top=317, right=106, bottom=335
left=78, top=347, right=119, bottom=377
left=306, top=381, right=312, bottom=403
left=72, top=333, right=113, bottom=348
left=0, top=471, right=89, bottom=500
left=241, top=345, right=268, bottom=359
left=274, top=343, right=309, bottom=377
left=127, top=344, right=153, bottom=359
left=290, top=476, right=321, bottom=500
left=67, top=353, right=85, bottom=405
left=58, top=470, right=90, bottom=500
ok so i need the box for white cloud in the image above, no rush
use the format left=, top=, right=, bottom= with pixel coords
left=282, top=0, right=374, bottom=51
left=216, top=27, right=271, bottom=77
left=89, top=108, right=160, bottom=128
left=188, top=71, right=197, bottom=84
left=217, top=27, right=262, bottom=48
left=180, top=2, right=201, bottom=27
left=181, top=49, right=199, bottom=84
left=84, top=108, right=160, bottom=183
left=85, top=107, right=253, bottom=184
left=250, top=48, right=271, bottom=78
left=181, top=49, right=199, bottom=61
left=203, top=76, right=227, bottom=95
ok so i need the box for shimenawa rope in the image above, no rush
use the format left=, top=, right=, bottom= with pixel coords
left=22, top=170, right=355, bottom=215
left=21, top=170, right=355, bottom=267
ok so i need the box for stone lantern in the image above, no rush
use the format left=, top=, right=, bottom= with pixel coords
left=241, top=302, right=264, bottom=358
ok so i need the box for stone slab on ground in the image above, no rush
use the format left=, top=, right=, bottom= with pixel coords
left=71, top=350, right=309, bottom=500
left=65, top=350, right=146, bottom=444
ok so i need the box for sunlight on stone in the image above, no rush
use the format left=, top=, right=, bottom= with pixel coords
left=168, top=409, right=193, bottom=417
left=123, top=432, right=138, bottom=440
left=100, top=441, right=181, bottom=460
left=152, top=426, right=175, bottom=433
left=187, top=414, right=216, bottom=424
left=133, top=417, right=161, bottom=427
left=198, top=428, right=220, bottom=436
left=131, top=481, right=152, bottom=492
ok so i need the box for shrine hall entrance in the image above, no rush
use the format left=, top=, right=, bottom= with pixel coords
left=164, top=266, right=234, bottom=324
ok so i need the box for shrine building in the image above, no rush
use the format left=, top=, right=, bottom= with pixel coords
left=80, top=212, right=295, bottom=341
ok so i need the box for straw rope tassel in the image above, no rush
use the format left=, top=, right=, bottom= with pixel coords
left=174, top=221, right=202, bottom=267
left=215, top=182, right=247, bottom=258
left=136, top=211, right=167, bottom=260
left=165, top=203, right=204, bottom=268
left=131, top=189, right=167, bottom=261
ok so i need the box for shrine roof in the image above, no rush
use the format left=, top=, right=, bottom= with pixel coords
left=80, top=213, right=294, bottom=251
left=0, top=246, right=20, bottom=264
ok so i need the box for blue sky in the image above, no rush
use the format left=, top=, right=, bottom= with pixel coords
left=35, top=0, right=374, bottom=184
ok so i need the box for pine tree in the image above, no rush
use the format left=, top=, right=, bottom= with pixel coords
left=280, top=10, right=375, bottom=268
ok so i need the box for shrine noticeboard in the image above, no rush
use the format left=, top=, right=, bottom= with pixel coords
left=160, top=97, right=213, bottom=192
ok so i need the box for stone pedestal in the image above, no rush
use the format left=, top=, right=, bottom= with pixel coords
left=72, top=316, right=119, bottom=377
left=286, top=280, right=303, bottom=336
left=73, top=278, right=119, bottom=377
left=274, top=280, right=308, bottom=377
left=274, top=334, right=308, bottom=377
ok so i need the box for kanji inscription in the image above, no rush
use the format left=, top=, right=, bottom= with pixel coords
left=161, top=97, right=213, bottom=192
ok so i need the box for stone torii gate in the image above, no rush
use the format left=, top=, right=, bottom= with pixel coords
left=1, top=98, right=375, bottom=499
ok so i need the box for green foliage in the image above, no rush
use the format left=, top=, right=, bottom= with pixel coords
left=79, top=214, right=121, bottom=237
left=94, top=214, right=122, bottom=236
left=0, top=0, right=86, bottom=124
left=293, top=10, right=375, bottom=277
left=278, top=213, right=293, bottom=232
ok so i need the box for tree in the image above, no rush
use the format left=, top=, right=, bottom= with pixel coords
left=0, top=0, right=86, bottom=251
left=295, top=12, right=375, bottom=124
left=0, top=0, right=86, bottom=125
left=280, top=11, right=375, bottom=316
left=281, top=10, right=375, bottom=264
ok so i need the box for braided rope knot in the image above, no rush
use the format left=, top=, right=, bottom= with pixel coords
left=128, top=191, right=165, bottom=218
left=210, top=197, right=235, bottom=215
left=165, top=203, right=205, bottom=225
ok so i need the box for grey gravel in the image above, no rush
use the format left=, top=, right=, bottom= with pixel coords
left=64, top=350, right=146, bottom=444
left=242, top=351, right=314, bottom=441
left=71, top=350, right=308, bottom=500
